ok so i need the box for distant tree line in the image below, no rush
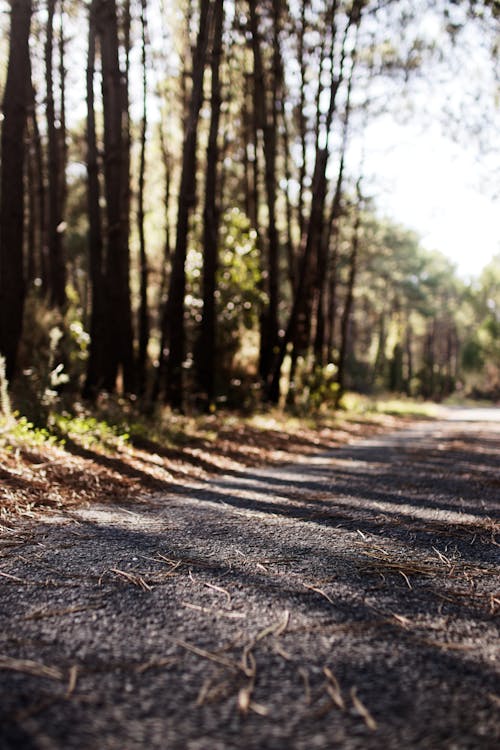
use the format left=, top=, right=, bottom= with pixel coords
left=0, top=0, right=498, bottom=416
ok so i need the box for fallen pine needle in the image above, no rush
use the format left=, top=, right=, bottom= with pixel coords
left=323, top=667, right=345, bottom=710
left=0, top=570, right=26, bottom=583
left=256, top=610, right=290, bottom=642
left=298, top=667, right=311, bottom=705
left=24, top=604, right=100, bottom=620
left=167, top=636, right=244, bottom=673
left=350, top=687, right=377, bottom=730
left=398, top=570, right=412, bottom=590
left=181, top=601, right=245, bottom=619
left=109, top=568, right=152, bottom=591
left=136, top=657, right=178, bottom=674
left=303, top=583, right=334, bottom=604
left=391, top=613, right=412, bottom=628
left=0, top=655, right=63, bottom=681
left=201, top=581, right=232, bottom=604
left=66, top=665, right=78, bottom=697
left=249, top=701, right=269, bottom=716
left=272, top=641, right=292, bottom=660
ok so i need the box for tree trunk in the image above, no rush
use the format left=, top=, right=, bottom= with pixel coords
left=334, top=184, right=362, bottom=408
left=164, top=0, right=211, bottom=408
left=83, top=0, right=105, bottom=398
left=45, top=0, right=66, bottom=309
left=137, top=0, right=150, bottom=395
left=29, top=85, right=49, bottom=291
left=249, top=0, right=280, bottom=383
left=197, top=0, right=224, bottom=407
left=314, top=32, right=357, bottom=366
left=266, top=148, right=329, bottom=403
left=0, top=0, right=32, bottom=380
left=95, top=0, right=135, bottom=393
left=58, top=2, right=68, bottom=247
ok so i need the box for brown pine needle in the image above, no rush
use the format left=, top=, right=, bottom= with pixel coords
left=24, top=604, right=99, bottom=620
left=255, top=610, right=290, bottom=641
left=0, top=655, right=63, bottom=681
left=249, top=701, right=269, bottom=716
left=0, top=570, right=26, bottom=583
left=392, top=613, right=412, bottom=628
left=398, top=570, right=413, bottom=589
left=303, top=583, right=334, bottom=604
left=167, top=636, right=243, bottom=674
left=66, top=665, right=78, bottom=697
left=350, top=687, right=377, bottom=730
left=323, top=667, right=345, bottom=710
left=202, top=580, right=231, bottom=604
left=238, top=685, right=252, bottom=714
left=298, top=667, right=311, bottom=705
left=109, top=568, right=152, bottom=591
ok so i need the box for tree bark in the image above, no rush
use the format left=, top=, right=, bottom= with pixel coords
left=164, top=0, right=212, bottom=408
left=95, top=0, right=135, bottom=393
left=0, top=0, right=32, bottom=380
left=83, top=0, right=105, bottom=398
left=334, top=183, right=363, bottom=408
left=137, top=0, right=150, bottom=395
left=197, top=0, right=224, bottom=407
left=45, top=0, right=66, bottom=309
left=249, top=0, right=281, bottom=383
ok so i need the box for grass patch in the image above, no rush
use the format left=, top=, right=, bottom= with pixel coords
left=341, top=393, right=439, bottom=419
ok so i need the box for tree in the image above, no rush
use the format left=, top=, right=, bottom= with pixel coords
left=196, top=0, right=225, bottom=407
left=0, top=0, right=33, bottom=380
left=137, top=0, right=150, bottom=395
left=45, top=0, right=67, bottom=309
left=94, top=0, right=135, bottom=393
left=83, top=0, right=105, bottom=397
left=163, top=0, right=212, bottom=409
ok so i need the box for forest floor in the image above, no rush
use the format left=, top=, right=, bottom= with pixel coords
left=0, top=406, right=499, bottom=749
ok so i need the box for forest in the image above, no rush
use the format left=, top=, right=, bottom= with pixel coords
left=1, top=3, right=500, bottom=748
left=0, top=0, right=499, bottom=424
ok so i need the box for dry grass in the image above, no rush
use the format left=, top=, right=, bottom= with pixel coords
left=0, top=409, right=405, bottom=519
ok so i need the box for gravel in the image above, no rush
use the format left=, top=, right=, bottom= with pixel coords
left=0, top=409, right=499, bottom=749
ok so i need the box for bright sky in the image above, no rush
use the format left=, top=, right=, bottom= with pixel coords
left=360, top=117, right=500, bottom=279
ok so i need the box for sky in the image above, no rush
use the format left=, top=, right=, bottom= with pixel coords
left=360, top=117, right=500, bottom=279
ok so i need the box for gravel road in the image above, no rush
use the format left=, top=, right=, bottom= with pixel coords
left=1, top=408, right=499, bottom=749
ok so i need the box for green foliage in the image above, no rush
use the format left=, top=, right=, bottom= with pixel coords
left=217, top=208, right=262, bottom=341
left=460, top=255, right=500, bottom=396
left=12, top=291, right=89, bottom=424
left=0, top=413, right=59, bottom=450
left=51, top=413, right=129, bottom=451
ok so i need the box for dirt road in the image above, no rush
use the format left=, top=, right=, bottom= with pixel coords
left=1, top=409, right=499, bottom=749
